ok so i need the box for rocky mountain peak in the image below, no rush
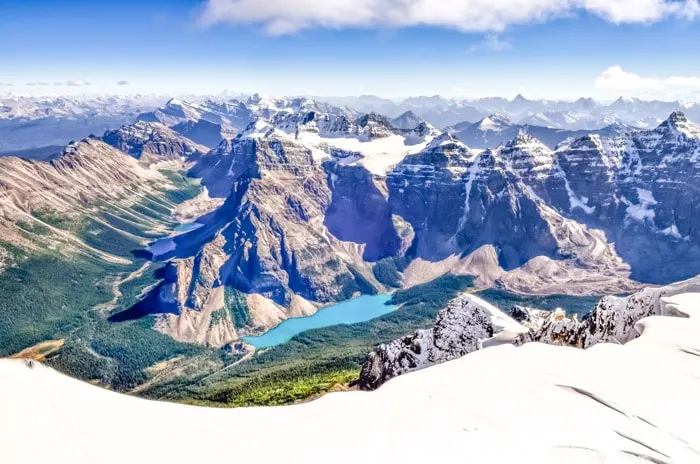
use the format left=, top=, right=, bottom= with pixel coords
left=499, top=132, right=554, bottom=180
left=356, top=112, right=394, bottom=139
left=246, top=93, right=270, bottom=105
left=656, top=111, right=700, bottom=138
left=505, top=131, right=547, bottom=149
left=391, top=110, right=424, bottom=130
left=425, top=132, right=466, bottom=151
left=559, top=133, right=604, bottom=152
left=165, top=97, right=184, bottom=107
left=477, top=113, right=512, bottom=131
left=102, top=121, right=208, bottom=161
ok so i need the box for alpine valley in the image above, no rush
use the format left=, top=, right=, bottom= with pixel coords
left=1, top=92, right=700, bottom=409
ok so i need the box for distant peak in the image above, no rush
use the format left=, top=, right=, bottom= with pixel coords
left=426, top=132, right=462, bottom=150
left=486, top=112, right=510, bottom=121
left=667, top=110, right=688, bottom=123
left=505, top=131, right=547, bottom=150
left=656, top=111, right=700, bottom=138
left=512, top=93, right=529, bottom=102
left=166, top=97, right=183, bottom=106
left=247, top=93, right=271, bottom=105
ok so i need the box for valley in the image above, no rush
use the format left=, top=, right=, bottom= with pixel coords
left=0, top=93, right=699, bottom=408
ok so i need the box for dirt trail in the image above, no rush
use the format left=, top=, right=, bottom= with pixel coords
left=197, top=350, right=255, bottom=384
left=95, top=262, right=152, bottom=313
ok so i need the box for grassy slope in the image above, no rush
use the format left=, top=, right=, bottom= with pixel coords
left=1, top=172, right=215, bottom=391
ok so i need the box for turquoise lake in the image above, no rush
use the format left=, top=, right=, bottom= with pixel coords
left=243, top=294, right=397, bottom=349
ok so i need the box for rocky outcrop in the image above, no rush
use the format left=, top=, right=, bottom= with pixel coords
left=361, top=275, right=700, bottom=391
left=359, top=294, right=524, bottom=390
left=515, top=275, right=700, bottom=348
left=102, top=121, right=208, bottom=162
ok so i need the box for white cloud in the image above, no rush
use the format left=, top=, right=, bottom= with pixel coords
left=66, top=80, right=91, bottom=87
left=595, top=65, right=700, bottom=96
left=117, top=80, right=130, bottom=86
left=0, top=82, right=12, bottom=87
left=199, top=0, right=700, bottom=35
left=26, top=81, right=51, bottom=86
left=468, top=34, right=512, bottom=53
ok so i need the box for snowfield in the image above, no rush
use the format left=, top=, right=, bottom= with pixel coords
left=2, top=294, right=700, bottom=463
left=297, top=131, right=434, bottom=176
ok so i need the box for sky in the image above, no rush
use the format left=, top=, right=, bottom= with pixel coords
left=2, top=0, right=700, bottom=100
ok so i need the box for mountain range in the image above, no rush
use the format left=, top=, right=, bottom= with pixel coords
left=1, top=93, right=699, bottom=402
left=4, top=92, right=700, bottom=154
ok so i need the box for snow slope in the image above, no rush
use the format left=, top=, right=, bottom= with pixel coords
left=2, top=293, right=699, bottom=463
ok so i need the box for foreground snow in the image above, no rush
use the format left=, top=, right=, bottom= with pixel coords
left=2, top=294, right=700, bottom=463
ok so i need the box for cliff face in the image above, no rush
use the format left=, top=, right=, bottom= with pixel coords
left=145, top=135, right=401, bottom=345
left=516, top=275, right=700, bottom=348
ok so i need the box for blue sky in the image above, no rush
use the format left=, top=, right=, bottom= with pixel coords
left=2, top=0, right=700, bottom=100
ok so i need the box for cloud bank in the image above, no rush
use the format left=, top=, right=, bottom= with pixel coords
left=26, top=80, right=91, bottom=87
left=199, top=0, right=700, bottom=35
left=66, top=80, right=90, bottom=87
left=595, top=66, right=700, bottom=96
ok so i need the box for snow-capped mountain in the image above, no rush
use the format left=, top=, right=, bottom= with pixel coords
left=390, top=110, right=425, bottom=130
left=447, top=113, right=594, bottom=149
left=320, top=94, right=700, bottom=130
left=0, top=95, right=165, bottom=153
left=136, top=98, right=248, bottom=146
left=95, top=108, right=699, bottom=349
left=2, top=91, right=700, bottom=358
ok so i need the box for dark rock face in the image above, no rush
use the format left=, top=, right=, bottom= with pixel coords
left=323, top=163, right=401, bottom=261
left=359, top=294, right=497, bottom=390
left=387, top=134, right=560, bottom=269
left=546, top=114, right=700, bottom=282
left=508, top=305, right=531, bottom=323
left=171, top=119, right=224, bottom=149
